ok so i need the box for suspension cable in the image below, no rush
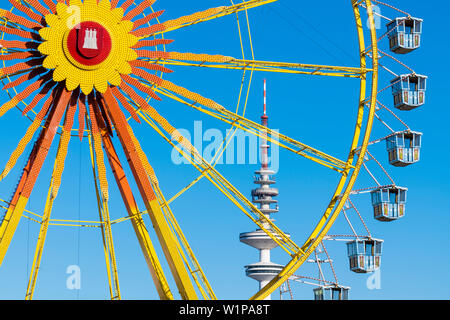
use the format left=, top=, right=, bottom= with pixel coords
left=377, top=100, right=410, bottom=130
left=366, top=150, right=396, bottom=185
left=378, top=49, right=415, bottom=73
left=362, top=161, right=382, bottom=186
left=348, top=198, right=372, bottom=238
left=321, top=241, right=339, bottom=285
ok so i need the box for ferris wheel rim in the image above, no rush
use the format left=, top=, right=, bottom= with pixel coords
left=250, top=0, right=379, bottom=300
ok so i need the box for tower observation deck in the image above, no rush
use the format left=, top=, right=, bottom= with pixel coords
left=239, top=80, right=288, bottom=300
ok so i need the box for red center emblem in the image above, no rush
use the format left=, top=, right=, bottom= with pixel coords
left=67, top=22, right=112, bottom=66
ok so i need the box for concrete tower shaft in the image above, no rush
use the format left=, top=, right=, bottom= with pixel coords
left=239, top=80, right=288, bottom=300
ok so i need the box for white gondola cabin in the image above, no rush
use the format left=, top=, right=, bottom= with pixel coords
left=391, top=74, right=427, bottom=110
left=313, top=285, right=350, bottom=300
left=386, top=131, right=422, bottom=167
left=387, top=17, right=423, bottom=54
left=347, top=238, right=383, bottom=273
left=371, top=186, right=407, bottom=221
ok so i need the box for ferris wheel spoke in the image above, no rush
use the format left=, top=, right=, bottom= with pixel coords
left=49, top=92, right=77, bottom=197
left=93, top=95, right=175, bottom=299
left=88, top=96, right=110, bottom=202
left=0, top=73, right=51, bottom=119
left=23, top=0, right=51, bottom=17
left=151, top=181, right=217, bottom=300
left=0, top=58, right=45, bottom=81
left=110, top=86, right=140, bottom=122
left=118, top=0, right=139, bottom=12
left=108, top=87, right=217, bottom=299
left=97, top=122, right=174, bottom=300
left=2, top=67, right=47, bottom=94
left=25, top=165, right=58, bottom=300
left=137, top=0, right=278, bottom=38
left=78, top=93, right=87, bottom=140
left=41, top=0, right=56, bottom=13
left=0, top=8, right=42, bottom=29
left=122, top=74, right=162, bottom=101
left=1, top=1, right=43, bottom=25
left=149, top=56, right=370, bottom=78
left=130, top=59, right=173, bottom=73
left=165, top=126, right=241, bottom=206
left=102, top=88, right=199, bottom=300
left=124, top=1, right=157, bottom=21
left=132, top=10, right=166, bottom=31
left=0, top=25, right=40, bottom=40
left=25, top=92, right=77, bottom=300
left=122, top=111, right=216, bottom=300
left=0, top=87, right=71, bottom=266
left=0, top=51, right=35, bottom=62
left=86, top=96, right=123, bottom=300
left=0, top=87, right=54, bottom=182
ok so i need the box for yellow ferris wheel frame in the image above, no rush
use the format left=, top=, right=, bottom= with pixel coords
left=0, top=0, right=379, bottom=300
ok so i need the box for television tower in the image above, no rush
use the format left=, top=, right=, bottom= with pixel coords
left=239, top=80, right=286, bottom=300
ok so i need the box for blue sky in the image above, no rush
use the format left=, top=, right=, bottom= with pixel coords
left=0, top=0, right=449, bottom=300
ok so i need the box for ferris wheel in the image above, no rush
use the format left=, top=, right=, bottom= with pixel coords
left=0, top=0, right=425, bottom=300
